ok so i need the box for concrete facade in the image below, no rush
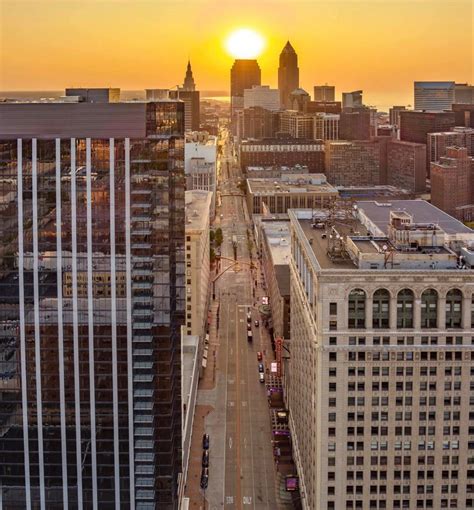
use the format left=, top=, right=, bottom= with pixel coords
left=287, top=203, right=474, bottom=510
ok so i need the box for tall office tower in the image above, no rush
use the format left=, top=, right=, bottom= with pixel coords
left=389, top=105, right=407, bottom=127
left=278, top=41, right=299, bottom=109
left=65, top=87, right=121, bottom=103
left=324, top=140, right=381, bottom=186
left=342, top=90, right=363, bottom=109
left=314, top=85, right=335, bottom=102
left=243, top=85, right=280, bottom=111
left=399, top=110, right=456, bottom=177
left=431, top=146, right=473, bottom=219
left=169, top=61, right=200, bottom=132
left=290, top=88, right=311, bottom=113
left=0, top=100, right=185, bottom=509
left=287, top=201, right=474, bottom=510
left=339, top=109, right=371, bottom=140
left=238, top=106, right=279, bottom=140
left=230, top=59, right=261, bottom=133
left=414, top=81, right=455, bottom=111
left=182, top=60, right=196, bottom=91
left=314, top=113, right=339, bottom=141
left=455, top=83, right=474, bottom=104
left=428, top=127, right=474, bottom=166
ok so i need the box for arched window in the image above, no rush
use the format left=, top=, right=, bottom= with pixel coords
left=421, top=289, right=438, bottom=329
left=446, top=289, right=463, bottom=329
left=397, top=289, right=414, bottom=329
left=348, top=289, right=366, bottom=329
left=373, top=289, right=390, bottom=329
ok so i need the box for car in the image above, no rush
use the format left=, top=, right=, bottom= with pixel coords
left=200, top=468, right=209, bottom=489
left=202, top=433, right=210, bottom=450
left=254, top=319, right=259, bottom=327
left=259, top=373, right=265, bottom=383
left=202, top=450, right=209, bottom=468
left=257, top=351, right=263, bottom=361
left=247, top=330, right=253, bottom=342
left=258, top=363, right=264, bottom=373
left=247, top=313, right=251, bottom=322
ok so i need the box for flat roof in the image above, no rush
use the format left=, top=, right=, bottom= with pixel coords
left=356, top=200, right=473, bottom=235
left=185, top=190, right=212, bottom=231
left=248, top=178, right=337, bottom=195
left=261, top=221, right=291, bottom=266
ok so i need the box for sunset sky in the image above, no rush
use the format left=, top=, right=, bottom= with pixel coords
left=0, top=0, right=472, bottom=107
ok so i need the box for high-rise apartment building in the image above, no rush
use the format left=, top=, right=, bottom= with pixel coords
left=278, top=41, right=299, bottom=109
left=314, top=113, right=339, bottom=141
left=414, top=81, right=455, bottom=111
left=314, top=85, right=335, bottom=102
left=288, top=201, right=474, bottom=510
left=452, top=103, right=474, bottom=128
left=386, top=140, right=427, bottom=192
left=279, top=110, right=315, bottom=140
left=428, top=127, right=474, bottom=167
left=431, top=146, right=473, bottom=219
left=243, top=85, right=280, bottom=111
left=342, top=90, right=363, bottom=109
left=399, top=110, right=456, bottom=176
left=184, top=131, right=217, bottom=215
left=324, top=140, right=381, bottom=186
left=230, top=59, right=261, bottom=132
left=339, top=109, right=371, bottom=140
left=0, top=100, right=185, bottom=508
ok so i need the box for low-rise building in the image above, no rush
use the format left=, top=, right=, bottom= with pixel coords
left=185, top=190, right=212, bottom=338
left=240, top=138, right=325, bottom=173
left=246, top=173, right=338, bottom=215
left=288, top=200, right=474, bottom=510
left=247, top=164, right=309, bottom=179
left=260, top=220, right=291, bottom=341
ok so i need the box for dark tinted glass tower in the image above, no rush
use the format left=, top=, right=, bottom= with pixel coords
left=230, top=59, right=261, bottom=133
left=0, top=101, right=185, bottom=509
left=278, top=41, right=299, bottom=109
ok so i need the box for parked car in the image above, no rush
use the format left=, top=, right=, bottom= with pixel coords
left=257, top=351, right=263, bottom=361
left=259, top=373, right=265, bottom=383
left=202, top=450, right=209, bottom=468
left=247, top=323, right=251, bottom=331
left=254, top=319, right=259, bottom=327
left=202, top=433, right=210, bottom=450
left=258, top=363, right=264, bottom=373
left=200, top=468, right=209, bottom=489
left=247, top=313, right=251, bottom=322
left=247, top=330, right=253, bottom=342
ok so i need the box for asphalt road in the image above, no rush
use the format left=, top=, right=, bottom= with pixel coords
left=205, top=129, right=277, bottom=509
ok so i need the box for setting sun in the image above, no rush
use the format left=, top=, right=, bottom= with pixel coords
left=225, top=28, right=266, bottom=59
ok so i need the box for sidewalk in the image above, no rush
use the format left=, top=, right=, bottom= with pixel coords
left=184, top=301, right=219, bottom=507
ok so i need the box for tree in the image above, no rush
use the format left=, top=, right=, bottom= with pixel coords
left=214, top=228, right=223, bottom=247
left=210, top=247, right=216, bottom=264
left=210, top=230, right=215, bottom=244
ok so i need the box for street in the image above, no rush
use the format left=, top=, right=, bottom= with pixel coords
left=185, top=127, right=278, bottom=509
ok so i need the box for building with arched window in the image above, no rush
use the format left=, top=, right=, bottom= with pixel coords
left=287, top=201, right=474, bottom=510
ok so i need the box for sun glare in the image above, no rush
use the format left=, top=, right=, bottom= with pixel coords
left=225, top=28, right=265, bottom=59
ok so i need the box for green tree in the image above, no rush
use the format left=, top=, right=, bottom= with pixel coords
left=214, top=228, right=223, bottom=247
left=210, top=230, right=215, bottom=244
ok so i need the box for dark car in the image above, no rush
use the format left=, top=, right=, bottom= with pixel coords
left=202, top=433, right=210, bottom=450
left=258, top=363, right=264, bottom=373
left=202, top=450, right=209, bottom=468
left=200, top=468, right=209, bottom=489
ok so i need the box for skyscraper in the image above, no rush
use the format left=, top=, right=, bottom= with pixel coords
left=230, top=59, right=261, bottom=132
left=414, top=81, right=455, bottom=111
left=314, top=85, right=335, bottom=102
left=0, top=99, right=185, bottom=508
left=342, top=90, right=363, bottom=109
left=169, top=61, right=200, bottom=131
left=278, top=41, right=299, bottom=109
left=182, top=60, right=196, bottom=91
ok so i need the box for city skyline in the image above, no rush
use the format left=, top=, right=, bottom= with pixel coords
left=1, top=0, right=472, bottom=107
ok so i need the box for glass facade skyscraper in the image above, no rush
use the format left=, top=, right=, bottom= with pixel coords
left=0, top=101, right=185, bottom=509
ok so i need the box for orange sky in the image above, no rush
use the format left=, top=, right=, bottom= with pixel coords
left=0, top=0, right=472, bottom=107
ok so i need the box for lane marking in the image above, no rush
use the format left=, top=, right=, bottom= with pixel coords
left=229, top=437, right=233, bottom=449
left=243, top=497, right=252, bottom=505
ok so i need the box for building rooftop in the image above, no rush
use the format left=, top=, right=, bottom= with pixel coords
left=290, top=201, right=474, bottom=272
left=261, top=221, right=291, bottom=296
left=337, top=186, right=412, bottom=200
left=356, top=200, right=473, bottom=236
left=247, top=175, right=338, bottom=195
left=185, top=190, right=212, bottom=232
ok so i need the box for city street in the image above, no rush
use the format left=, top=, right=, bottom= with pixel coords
left=186, top=128, right=278, bottom=509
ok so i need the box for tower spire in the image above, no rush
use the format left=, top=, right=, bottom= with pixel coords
left=183, top=60, right=196, bottom=91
